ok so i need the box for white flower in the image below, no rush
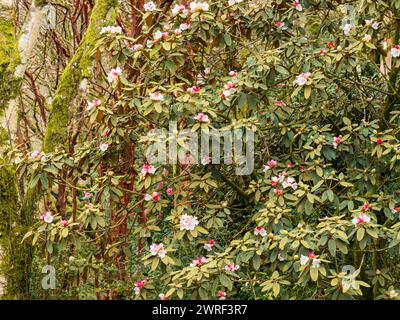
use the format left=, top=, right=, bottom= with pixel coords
left=100, top=26, right=122, bottom=35
left=179, top=214, right=199, bottom=231
left=131, top=44, right=143, bottom=51
left=343, top=23, right=353, bottom=35
left=86, top=99, right=101, bottom=111
left=371, top=22, right=379, bottom=30
left=189, top=1, right=209, bottom=13
left=144, top=1, right=157, bottom=12
left=100, top=142, right=109, bottom=152
left=144, top=194, right=152, bottom=201
left=391, top=45, right=400, bottom=58
left=172, top=4, right=188, bottom=16
left=179, top=23, right=190, bottom=31
left=150, top=243, right=167, bottom=258
left=293, top=72, right=311, bottom=86
left=362, top=34, right=372, bottom=42
left=282, top=177, right=297, bottom=190
left=159, top=293, right=167, bottom=300
left=153, top=30, right=163, bottom=41
left=150, top=92, right=164, bottom=101
left=278, top=253, right=285, bottom=261
left=107, top=66, right=122, bottom=83
left=312, top=258, right=321, bottom=268
left=228, top=0, right=243, bottom=6
left=352, top=213, right=371, bottom=225
left=203, top=240, right=215, bottom=251
left=300, top=255, right=309, bottom=265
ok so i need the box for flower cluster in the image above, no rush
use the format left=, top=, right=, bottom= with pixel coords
left=190, top=256, right=208, bottom=267
left=179, top=214, right=199, bottom=231
left=150, top=243, right=167, bottom=258
left=300, top=251, right=320, bottom=268
left=100, top=26, right=122, bottom=35
left=293, top=72, right=311, bottom=86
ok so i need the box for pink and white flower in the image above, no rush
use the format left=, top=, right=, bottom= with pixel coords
left=293, top=1, right=302, bottom=11
left=86, top=99, right=101, bottom=111
left=107, top=66, right=122, bottom=83
left=100, top=142, right=109, bottom=152
left=361, top=203, right=370, bottom=212
left=194, top=113, right=210, bottom=123
left=352, top=213, right=371, bottom=225
left=30, top=150, right=40, bottom=159
left=159, top=293, right=168, bottom=300
left=144, top=1, right=157, bottom=12
left=188, top=86, right=201, bottom=94
left=263, top=159, right=277, bottom=172
left=190, top=256, right=208, bottom=267
left=40, top=211, right=54, bottom=224
left=333, top=136, right=342, bottom=149
left=150, top=243, right=167, bottom=258
left=134, top=279, right=147, bottom=295
left=204, top=239, right=215, bottom=251
left=391, top=45, right=400, bottom=58
left=228, top=70, right=238, bottom=77
left=201, top=155, right=211, bottom=165
left=271, top=176, right=279, bottom=187
left=312, top=258, right=321, bottom=268
left=145, top=192, right=160, bottom=202
left=293, top=72, right=311, bottom=86
left=141, top=164, right=156, bottom=175
left=224, top=263, right=239, bottom=272
left=254, top=226, right=267, bottom=237
left=179, top=214, right=199, bottom=231
left=59, top=220, right=69, bottom=228
left=150, top=92, right=164, bottom=101
left=218, top=290, right=226, bottom=300
left=274, top=188, right=284, bottom=197
left=275, top=101, right=285, bottom=107
left=274, top=21, right=286, bottom=29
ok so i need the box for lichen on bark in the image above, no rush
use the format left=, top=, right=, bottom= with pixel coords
left=43, top=0, right=119, bottom=152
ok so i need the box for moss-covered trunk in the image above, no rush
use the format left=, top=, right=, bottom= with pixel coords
left=43, top=0, right=119, bottom=152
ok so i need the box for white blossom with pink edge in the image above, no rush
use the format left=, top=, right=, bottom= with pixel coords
left=179, top=214, right=199, bottom=231
left=107, top=66, right=122, bottom=83
left=99, top=142, right=109, bottom=152
left=352, top=213, right=371, bottom=225
left=254, top=226, right=267, bottom=237
left=190, top=256, right=208, bottom=267
left=293, top=72, right=311, bottom=86
left=391, top=45, right=400, bottom=58
left=224, top=263, right=239, bottom=272
left=150, top=243, right=167, bottom=258
left=150, top=92, right=164, bottom=101
left=194, top=113, right=210, bottom=123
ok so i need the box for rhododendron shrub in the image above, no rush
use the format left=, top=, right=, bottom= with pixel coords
left=4, top=0, right=400, bottom=300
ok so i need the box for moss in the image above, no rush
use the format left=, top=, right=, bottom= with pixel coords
left=0, top=13, right=21, bottom=111
left=43, top=0, right=119, bottom=152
